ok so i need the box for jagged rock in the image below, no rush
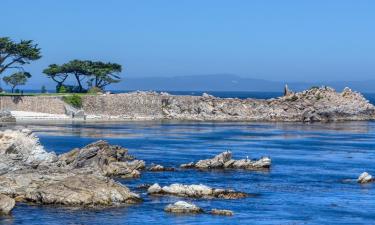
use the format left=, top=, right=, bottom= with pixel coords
left=147, top=183, right=162, bottom=194
left=0, top=129, right=143, bottom=208
left=58, top=140, right=145, bottom=178
left=147, top=164, right=175, bottom=172
left=283, top=84, right=292, bottom=96
left=0, top=129, right=57, bottom=173
left=24, top=174, right=141, bottom=206
left=0, top=170, right=141, bottom=206
left=211, top=209, right=233, bottom=216
left=0, top=194, right=15, bottom=215
left=81, top=86, right=374, bottom=122
left=180, top=151, right=271, bottom=170
left=164, top=201, right=203, bottom=214
left=148, top=183, right=248, bottom=199
left=358, top=172, right=374, bottom=184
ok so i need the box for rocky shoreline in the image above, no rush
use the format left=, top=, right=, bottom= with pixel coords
left=1, top=86, right=374, bottom=122
left=0, top=129, right=262, bottom=215
left=0, top=129, right=372, bottom=216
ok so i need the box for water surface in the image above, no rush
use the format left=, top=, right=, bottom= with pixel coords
left=1, top=121, right=374, bottom=224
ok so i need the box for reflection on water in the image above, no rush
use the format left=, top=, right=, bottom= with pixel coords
left=1, top=121, right=375, bottom=225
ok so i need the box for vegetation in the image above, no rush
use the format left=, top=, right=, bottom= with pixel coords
left=0, top=36, right=123, bottom=95
left=2, top=72, right=31, bottom=93
left=44, top=60, right=122, bottom=93
left=41, top=85, right=47, bottom=93
left=62, top=94, right=83, bottom=108
left=87, top=86, right=103, bottom=94
left=0, top=37, right=41, bottom=75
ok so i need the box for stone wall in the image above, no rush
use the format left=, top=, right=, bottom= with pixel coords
left=82, top=92, right=164, bottom=119
left=0, top=96, right=66, bottom=114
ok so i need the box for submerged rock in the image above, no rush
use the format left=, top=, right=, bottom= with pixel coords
left=137, top=184, right=152, bottom=190
left=358, top=172, right=374, bottom=184
left=0, top=194, right=15, bottom=215
left=148, top=183, right=248, bottom=199
left=210, top=209, right=234, bottom=216
left=164, top=201, right=203, bottom=214
left=180, top=151, right=271, bottom=170
left=147, top=164, right=175, bottom=172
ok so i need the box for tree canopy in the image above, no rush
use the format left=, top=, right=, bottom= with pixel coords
left=0, top=37, right=41, bottom=74
left=88, top=61, right=122, bottom=89
left=2, top=72, right=31, bottom=92
left=44, top=60, right=122, bottom=92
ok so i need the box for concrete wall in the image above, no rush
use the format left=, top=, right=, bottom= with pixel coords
left=0, top=96, right=66, bottom=114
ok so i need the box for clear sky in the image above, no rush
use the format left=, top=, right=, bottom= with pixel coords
left=1, top=0, right=375, bottom=89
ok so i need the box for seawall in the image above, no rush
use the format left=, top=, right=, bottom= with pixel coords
left=0, top=96, right=66, bottom=114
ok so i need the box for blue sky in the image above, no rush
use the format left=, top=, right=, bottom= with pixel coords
left=1, top=0, right=375, bottom=89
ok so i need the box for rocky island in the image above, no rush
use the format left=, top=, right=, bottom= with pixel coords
left=0, top=86, right=374, bottom=122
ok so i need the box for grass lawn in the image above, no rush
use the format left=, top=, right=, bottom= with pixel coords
left=0, top=93, right=99, bottom=97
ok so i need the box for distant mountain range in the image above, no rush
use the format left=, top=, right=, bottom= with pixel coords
left=110, top=74, right=375, bottom=93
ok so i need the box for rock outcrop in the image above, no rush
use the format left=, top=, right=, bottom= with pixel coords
left=148, top=183, right=248, bottom=199
left=81, top=87, right=375, bottom=122
left=0, top=170, right=141, bottom=206
left=57, top=140, right=145, bottom=178
left=0, top=129, right=142, bottom=208
left=358, top=172, right=374, bottom=184
left=0, top=194, right=15, bottom=215
left=147, top=164, right=175, bottom=172
left=164, top=201, right=203, bottom=214
left=0, top=129, right=57, bottom=173
left=211, top=209, right=234, bottom=216
left=180, top=151, right=271, bottom=170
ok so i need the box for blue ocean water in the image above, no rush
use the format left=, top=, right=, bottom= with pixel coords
left=1, top=120, right=374, bottom=225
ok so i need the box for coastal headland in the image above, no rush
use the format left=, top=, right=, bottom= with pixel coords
left=0, top=86, right=374, bottom=122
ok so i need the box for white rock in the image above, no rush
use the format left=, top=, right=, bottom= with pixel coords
left=358, top=172, right=373, bottom=184
left=164, top=201, right=202, bottom=214
left=0, top=129, right=57, bottom=172
left=0, top=194, right=15, bottom=215
left=147, top=183, right=162, bottom=194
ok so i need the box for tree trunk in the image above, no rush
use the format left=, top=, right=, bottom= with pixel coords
left=74, top=73, right=83, bottom=92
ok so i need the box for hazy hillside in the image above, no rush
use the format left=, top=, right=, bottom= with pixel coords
left=110, top=74, right=375, bottom=93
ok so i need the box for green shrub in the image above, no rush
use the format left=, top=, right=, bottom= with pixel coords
left=87, top=87, right=103, bottom=94
left=57, top=85, right=68, bottom=93
left=41, top=85, right=47, bottom=93
left=63, top=94, right=82, bottom=108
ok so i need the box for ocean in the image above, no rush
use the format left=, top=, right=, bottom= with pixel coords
left=0, top=91, right=375, bottom=224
